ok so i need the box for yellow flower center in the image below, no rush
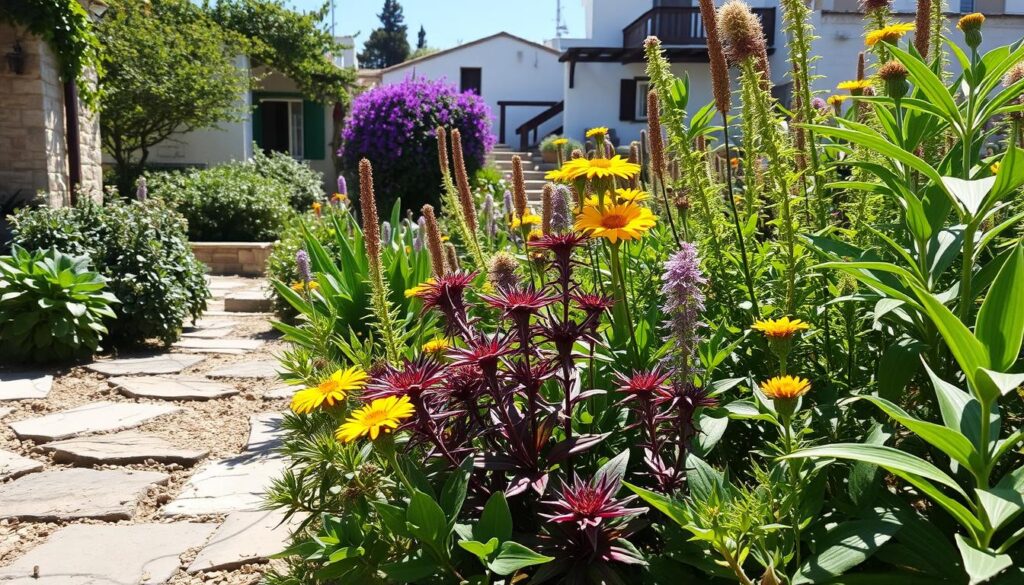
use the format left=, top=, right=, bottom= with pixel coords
left=590, top=159, right=612, bottom=168
left=601, top=213, right=630, bottom=229
left=318, top=379, right=341, bottom=395
left=361, top=408, right=390, bottom=427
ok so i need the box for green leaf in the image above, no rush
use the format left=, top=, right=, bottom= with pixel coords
left=923, top=361, right=983, bottom=448
left=373, top=501, right=411, bottom=538
left=941, top=176, right=997, bottom=217
left=457, top=538, right=499, bottom=563
left=327, top=546, right=365, bottom=563
left=974, top=368, right=1024, bottom=405
left=887, top=44, right=962, bottom=128
left=909, top=283, right=989, bottom=384
left=976, top=486, right=1024, bottom=533
left=857, top=395, right=981, bottom=473
left=406, top=490, right=448, bottom=549
left=955, top=534, right=1012, bottom=585
left=974, top=244, right=1024, bottom=371
left=488, top=541, right=554, bottom=576
left=440, top=456, right=473, bottom=522
left=684, top=453, right=724, bottom=502
left=792, top=509, right=902, bottom=584
left=624, top=481, right=690, bottom=527
left=474, top=491, right=512, bottom=543
left=877, top=339, right=924, bottom=401
left=381, top=554, right=439, bottom=583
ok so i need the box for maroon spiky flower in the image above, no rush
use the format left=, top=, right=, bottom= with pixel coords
left=411, top=271, right=477, bottom=335
left=615, top=369, right=671, bottom=399
left=480, top=286, right=558, bottom=320
left=363, top=355, right=446, bottom=402
left=544, top=474, right=645, bottom=530
left=448, top=333, right=514, bottom=378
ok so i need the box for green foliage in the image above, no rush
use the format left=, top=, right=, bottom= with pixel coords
left=249, top=148, right=326, bottom=210
left=10, top=200, right=208, bottom=348
left=0, top=0, right=102, bottom=107
left=358, top=0, right=410, bottom=69
left=97, top=0, right=250, bottom=195
left=148, top=160, right=297, bottom=242
left=538, top=134, right=583, bottom=154
left=207, top=0, right=354, bottom=104
left=0, top=246, right=118, bottom=363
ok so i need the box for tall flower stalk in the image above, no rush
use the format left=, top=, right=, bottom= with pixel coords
left=359, top=158, right=402, bottom=363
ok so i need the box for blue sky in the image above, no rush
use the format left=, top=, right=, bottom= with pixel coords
left=288, top=0, right=585, bottom=48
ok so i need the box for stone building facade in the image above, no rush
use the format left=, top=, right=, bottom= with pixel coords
left=0, top=23, right=103, bottom=207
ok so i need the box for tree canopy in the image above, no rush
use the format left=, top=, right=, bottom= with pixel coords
left=98, top=0, right=250, bottom=195
left=416, top=25, right=426, bottom=50
left=359, top=0, right=410, bottom=69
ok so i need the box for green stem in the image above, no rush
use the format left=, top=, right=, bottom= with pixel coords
left=958, top=221, right=978, bottom=322
left=723, top=112, right=761, bottom=318
left=609, top=243, right=638, bottom=360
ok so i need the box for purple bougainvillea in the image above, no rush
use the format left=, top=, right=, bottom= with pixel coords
left=339, top=76, right=495, bottom=212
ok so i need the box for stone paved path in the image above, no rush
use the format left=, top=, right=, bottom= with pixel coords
left=0, top=276, right=294, bottom=584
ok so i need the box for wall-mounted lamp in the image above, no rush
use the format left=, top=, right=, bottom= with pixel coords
left=6, top=41, right=25, bottom=75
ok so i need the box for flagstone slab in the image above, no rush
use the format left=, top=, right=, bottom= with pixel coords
left=246, top=413, right=284, bottom=456
left=0, top=522, right=217, bottom=584
left=172, top=337, right=265, bottom=355
left=0, top=450, right=43, bottom=480
left=207, top=360, right=281, bottom=380
left=0, top=468, right=168, bottom=521
left=9, top=400, right=182, bottom=442
left=0, top=407, right=12, bottom=418
left=181, top=323, right=237, bottom=339
left=265, top=385, right=294, bottom=399
left=36, top=431, right=208, bottom=466
left=85, top=353, right=205, bottom=376
left=109, top=375, right=238, bottom=401
left=224, top=290, right=273, bottom=313
left=160, top=456, right=285, bottom=516
left=0, top=373, right=53, bottom=401
left=187, top=510, right=297, bottom=573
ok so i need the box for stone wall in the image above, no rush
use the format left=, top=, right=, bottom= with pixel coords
left=190, top=242, right=274, bottom=276
left=0, top=23, right=103, bottom=207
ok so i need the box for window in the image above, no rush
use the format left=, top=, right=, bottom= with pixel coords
left=635, top=80, right=650, bottom=120
left=256, top=98, right=304, bottom=159
left=460, top=67, right=482, bottom=95
left=959, top=0, right=974, bottom=12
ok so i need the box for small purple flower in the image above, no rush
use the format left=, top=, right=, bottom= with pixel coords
left=502, top=190, right=513, bottom=219
left=661, top=243, right=707, bottom=381
left=811, top=96, right=829, bottom=113
left=296, top=249, right=312, bottom=285
left=483, top=193, right=495, bottom=238
left=414, top=216, right=426, bottom=252
left=550, top=185, right=572, bottom=233
left=135, top=177, right=147, bottom=202
left=381, top=221, right=392, bottom=245
left=337, top=174, right=347, bottom=195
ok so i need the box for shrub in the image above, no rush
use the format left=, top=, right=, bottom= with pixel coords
left=248, top=148, right=325, bottom=210
left=148, top=163, right=294, bottom=242
left=339, top=76, right=494, bottom=212
left=0, top=246, right=119, bottom=363
left=10, top=200, right=209, bottom=347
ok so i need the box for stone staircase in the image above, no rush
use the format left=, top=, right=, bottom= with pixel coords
left=488, top=144, right=556, bottom=206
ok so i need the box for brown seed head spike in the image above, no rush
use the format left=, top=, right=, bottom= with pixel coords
left=699, top=0, right=731, bottom=114
left=436, top=126, right=450, bottom=178
left=422, top=204, right=447, bottom=277
left=646, top=91, right=666, bottom=177
left=541, top=183, right=554, bottom=236
left=915, top=0, right=931, bottom=60
left=569, top=149, right=583, bottom=160
left=718, top=0, right=770, bottom=80
left=444, top=243, right=460, bottom=272
left=358, top=159, right=381, bottom=263
left=511, top=155, right=528, bottom=220
left=860, top=0, right=892, bottom=12
left=450, top=129, right=478, bottom=233
left=488, top=252, right=520, bottom=291
left=857, top=52, right=866, bottom=81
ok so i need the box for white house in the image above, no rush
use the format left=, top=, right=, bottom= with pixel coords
left=550, top=0, right=1024, bottom=145
left=379, top=32, right=564, bottom=150
left=136, top=36, right=360, bottom=193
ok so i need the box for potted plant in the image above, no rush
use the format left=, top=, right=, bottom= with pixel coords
left=539, top=134, right=581, bottom=164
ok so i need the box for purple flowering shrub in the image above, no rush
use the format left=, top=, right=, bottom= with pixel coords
left=340, top=77, right=495, bottom=212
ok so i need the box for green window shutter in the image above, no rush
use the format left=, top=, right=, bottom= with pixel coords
left=303, top=100, right=326, bottom=160
left=252, top=94, right=264, bottom=150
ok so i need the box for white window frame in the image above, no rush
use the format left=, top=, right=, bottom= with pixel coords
left=635, top=80, right=650, bottom=121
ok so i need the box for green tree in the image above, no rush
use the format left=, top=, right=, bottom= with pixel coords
left=207, top=0, right=354, bottom=104
left=416, top=24, right=426, bottom=50
left=359, top=0, right=409, bottom=68
left=97, top=0, right=249, bottom=195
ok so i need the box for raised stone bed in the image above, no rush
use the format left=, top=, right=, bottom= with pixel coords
left=191, top=242, right=274, bottom=276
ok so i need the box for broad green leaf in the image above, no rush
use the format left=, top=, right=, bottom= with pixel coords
left=488, top=541, right=554, bottom=576
left=684, top=453, right=724, bottom=502
left=877, top=339, right=924, bottom=401
left=792, top=510, right=902, bottom=584
left=975, top=245, right=1024, bottom=371
left=923, top=360, right=982, bottom=448
left=406, top=490, right=448, bottom=550
left=955, top=534, right=1012, bottom=585
left=624, top=481, right=690, bottom=527
left=381, top=554, right=438, bottom=583
left=475, top=491, right=512, bottom=543
left=976, top=486, right=1024, bottom=533
left=909, top=283, right=989, bottom=384
left=888, top=44, right=962, bottom=128
left=457, top=538, right=499, bottom=562
left=858, top=395, right=981, bottom=472
left=941, top=176, right=997, bottom=217
left=440, top=456, right=473, bottom=522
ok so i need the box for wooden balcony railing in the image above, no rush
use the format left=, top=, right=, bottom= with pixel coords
left=623, top=6, right=776, bottom=49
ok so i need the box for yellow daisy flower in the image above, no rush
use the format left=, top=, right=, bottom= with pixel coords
left=614, top=188, right=649, bottom=203
left=752, top=317, right=811, bottom=339
left=561, top=156, right=641, bottom=181
left=991, top=161, right=1000, bottom=174
left=585, top=126, right=609, bottom=138
left=545, top=167, right=571, bottom=182
left=574, top=203, right=657, bottom=243
left=510, top=212, right=542, bottom=229
left=422, top=337, right=450, bottom=353
left=760, top=376, right=812, bottom=400
left=335, top=396, right=415, bottom=442
left=827, top=94, right=849, bottom=106
left=290, top=367, right=368, bottom=414
left=527, top=229, right=543, bottom=242
left=312, top=202, right=323, bottom=216
left=837, top=79, right=873, bottom=92
left=552, top=138, right=569, bottom=146
left=289, top=280, right=320, bottom=292
left=865, top=22, right=914, bottom=47
left=957, top=12, right=985, bottom=31
left=405, top=278, right=436, bottom=298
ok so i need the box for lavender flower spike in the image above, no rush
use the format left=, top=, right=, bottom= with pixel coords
left=337, top=174, right=347, bottom=195
left=502, top=189, right=514, bottom=220
left=296, top=249, right=312, bottom=286
left=381, top=221, right=393, bottom=245
left=550, top=185, right=572, bottom=233
left=661, top=242, right=707, bottom=380
left=414, top=216, right=426, bottom=252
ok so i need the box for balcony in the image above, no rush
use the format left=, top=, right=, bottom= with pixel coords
left=623, top=6, right=776, bottom=54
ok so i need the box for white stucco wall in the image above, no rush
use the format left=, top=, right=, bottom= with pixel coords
left=380, top=34, right=564, bottom=147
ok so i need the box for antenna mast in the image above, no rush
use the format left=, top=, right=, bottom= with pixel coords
left=555, top=0, right=568, bottom=38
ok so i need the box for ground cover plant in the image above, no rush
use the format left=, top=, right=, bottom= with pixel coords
left=268, top=2, right=1024, bottom=583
